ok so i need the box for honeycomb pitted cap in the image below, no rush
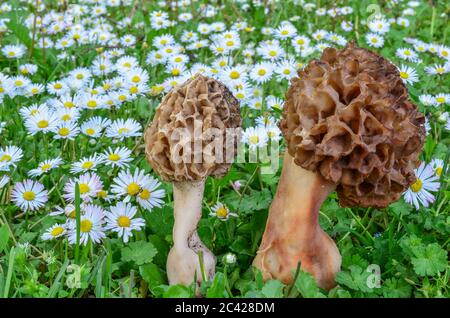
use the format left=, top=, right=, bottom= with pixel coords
left=144, top=75, right=241, bottom=182
left=280, top=43, right=425, bottom=208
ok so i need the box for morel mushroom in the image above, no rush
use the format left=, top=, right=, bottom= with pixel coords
left=144, top=75, right=241, bottom=286
left=253, top=43, right=425, bottom=290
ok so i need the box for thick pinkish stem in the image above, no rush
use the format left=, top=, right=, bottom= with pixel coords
left=166, top=181, right=215, bottom=286
left=253, top=152, right=341, bottom=290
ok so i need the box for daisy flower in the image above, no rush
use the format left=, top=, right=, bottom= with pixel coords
left=52, top=121, right=80, bottom=140
left=111, top=169, right=165, bottom=211
left=209, top=202, right=237, bottom=221
left=419, top=94, right=436, bottom=107
left=63, top=173, right=104, bottom=203
left=396, top=48, right=419, bottom=62
left=430, top=159, right=445, bottom=177
left=368, top=18, right=390, bottom=34
left=256, top=115, right=277, bottom=127
left=242, top=126, right=269, bottom=150
left=11, top=179, right=48, bottom=212
left=266, top=95, right=284, bottom=110
left=0, top=145, right=23, bottom=171
left=29, top=157, right=63, bottom=177
left=2, top=44, right=26, bottom=58
left=68, top=204, right=106, bottom=245
left=398, top=65, right=419, bottom=85
left=365, top=33, right=384, bottom=48
left=47, top=80, right=70, bottom=96
left=24, top=110, right=59, bottom=135
left=404, top=162, right=440, bottom=210
left=275, top=59, right=297, bottom=81
left=42, top=224, right=67, bottom=241
left=106, top=118, right=142, bottom=140
left=425, top=63, right=450, bottom=75
left=250, top=62, right=275, bottom=84
left=102, top=147, right=133, bottom=168
left=49, top=204, right=76, bottom=219
left=136, top=177, right=165, bottom=211
left=434, top=94, right=450, bottom=106
left=19, top=64, right=38, bottom=76
left=70, top=154, right=104, bottom=174
left=220, top=65, right=248, bottom=85
left=258, top=42, right=284, bottom=61
left=274, top=22, right=297, bottom=39
left=265, top=124, right=282, bottom=141
left=104, top=202, right=145, bottom=243
left=80, top=116, right=111, bottom=138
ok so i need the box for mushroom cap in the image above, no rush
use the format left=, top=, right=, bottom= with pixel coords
left=144, top=75, right=241, bottom=182
left=281, top=43, right=425, bottom=208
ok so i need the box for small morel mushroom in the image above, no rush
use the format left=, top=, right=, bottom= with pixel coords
left=253, top=43, right=425, bottom=290
left=144, top=75, right=241, bottom=286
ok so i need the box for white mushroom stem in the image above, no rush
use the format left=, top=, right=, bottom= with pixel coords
left=253, top=152, right=341, bottom=290
left=167, top=180, right=216, bottom=286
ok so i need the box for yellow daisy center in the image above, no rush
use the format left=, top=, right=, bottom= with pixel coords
left=59, top=127, right=69, bottom=136
left=79, top=183, right=90, bottom=194
left=86, top=128, right=95, bottom=135
left=87, top=100, right=97, bottom=108
left=249, top=135, right=259, bottom=144
left=118, top=127, right=129, bottom=134
left=131, top=75, right=141, bottom=83
left=139, top=189, right=151, bottom=200
left=117, top=216, right=131, bottom=228
left=216, top=206, right=228, bottom=218
left=41, top=163, right=52, bottom=171
left=0, top=154, right=11, bottom=162
left=64, top=101, right=74, bottom=108
left=230, top=71, right=240, bottom=79
left=258, top=69, right=266, bottom=76
left=108, top=153, right=120, bottom=161
left=38, top=120, right=49, bottom=128
left=127, top=182, right=140, bottom=196
left=23, top=191, right=35, bottom=201
left=54, top=83, right=62, bottom=89
left=80, top=219, right=93, bottom=233
left=97, top=190, right=107, bottom=198
left=399, top=72, right=409, bottom=79
left=436, top=167, right=442, bottom=176
left=51, top=226, right=64, bottom=237
left=82, top=161, right=93, bottom=169
left=411, top=179, right=422, bottom=192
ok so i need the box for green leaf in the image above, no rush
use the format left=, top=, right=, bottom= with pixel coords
left=163, top=285, right=191, bottom=298
left=238, top=189, right=272, bottom=212
left=335, top=265, right=373, bottom=293
left=390, top=200, right=413, bottom=216
left=0, top=225, right=9, bottom=253
left=411, top=243, right=447, bottom=277
left=206, top=272, right=227, bottom=298
left=261, top=280, right=284, bottom=298
left=146, top=206, right=174, bottom=237
left=121, top=241, right=157, bottom=266
left=294, top=271, right=326, bottom=298
left=139, top=263, right=166, bottom=292
left=382, top=278, right=412, bottom=298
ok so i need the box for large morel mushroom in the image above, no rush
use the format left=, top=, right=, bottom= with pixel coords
left=144, top=75, right=241, bottom=286
left=253, top=43, right=425, bottom=290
